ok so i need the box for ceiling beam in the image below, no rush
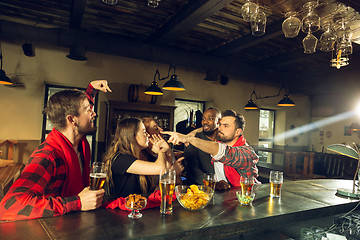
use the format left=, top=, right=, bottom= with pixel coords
left=69, top=0, right=86, bottom=29
left=147, top=0, right=234, bottom=44
left=209, top=20, right=284, bottom=56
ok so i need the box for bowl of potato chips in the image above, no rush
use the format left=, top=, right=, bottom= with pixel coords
left=175, top=185, right=214, bottom=211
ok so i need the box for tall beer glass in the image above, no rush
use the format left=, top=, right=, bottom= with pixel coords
left=89, top=162, right=106, bottom=190
left=159, top=169, right=176, bottom=215
left=270, top=171, right=283, bottom=198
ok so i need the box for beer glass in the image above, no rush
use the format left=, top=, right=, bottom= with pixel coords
left=270, top=171, right=283, bottom=198
left=203, top=173, right=216, bottom=189
left=238, top=175, right=258, bottom=205
left=159, top=169, right=176, bottom=214
left=89, top=162, right=106, bottom=190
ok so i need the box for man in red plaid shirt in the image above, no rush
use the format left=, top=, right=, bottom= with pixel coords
left=0, top=80, right=111, bottom=221
left=163, top=109, right=259, bottom=189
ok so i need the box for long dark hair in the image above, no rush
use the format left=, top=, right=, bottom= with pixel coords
left=103, top=117, right=155, bottom=196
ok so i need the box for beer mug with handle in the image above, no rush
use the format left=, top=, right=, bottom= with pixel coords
left=89, top=162, right=107, bottom=190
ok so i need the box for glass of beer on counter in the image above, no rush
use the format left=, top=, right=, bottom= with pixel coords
left=159, top=169, right=176, bottom=215
left=203, top=173, right=216, bottom=189
left=270, top=171, right=283, bottom=198
left=89, top=162, right=106, bottom=190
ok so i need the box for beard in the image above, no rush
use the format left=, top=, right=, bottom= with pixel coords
left=78, top=119, right=97, bottom=135
left=204, top=128, right=216, bottom=136
left=78, top=125, right=97, bottom=135
left=217, top=131, right=235, bottom=143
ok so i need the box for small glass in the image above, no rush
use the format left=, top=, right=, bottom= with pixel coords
left=89, top=162, right=106, bottom=190
left=125, top=197, right=147, bottom=219
left=269, top=171, right=283, bottom=198
left=159, top=169, right=176, bottom=214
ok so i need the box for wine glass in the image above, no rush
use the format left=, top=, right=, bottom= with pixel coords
left=282, top=12, right=301, bottom=38
left=250, top=10, right=266, bottom=37
left=125, top=196, right=147, bottom=219
left=319, top=22, right=337, bottom=52
left=301, top=1, right=320, bottom=33
left=303, top=30, right=318, bottom=54
left=241, top=0, right=259, bottom=22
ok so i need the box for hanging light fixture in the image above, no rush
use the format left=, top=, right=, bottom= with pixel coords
left=244, top=87, right=295, bottom=110
left=145, top=64, right=185, bottom=95
left=244, top=90, right=258, bottom=110
left=0, top=42, right=12, bottom=85
left=277, top=94, right=295, bottom=107
left=144, top=70, right=163, bottom=95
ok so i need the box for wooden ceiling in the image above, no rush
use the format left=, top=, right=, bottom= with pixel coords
left=0, top=0, right=360, bottom=95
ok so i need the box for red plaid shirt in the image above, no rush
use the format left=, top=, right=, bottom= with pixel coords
left=212, top=135, right=259, bottom=184
left=218, top=144, right=259, bottom=179
left=0, top=84, right=97, bottom=221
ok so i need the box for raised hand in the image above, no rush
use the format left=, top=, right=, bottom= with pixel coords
left=161, top=131, right=190, bottom=145
left=150, top=134, right=170, bottom=153
left=90, top=80, right=112, bottom=93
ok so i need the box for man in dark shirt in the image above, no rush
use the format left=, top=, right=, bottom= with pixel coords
left=184, top=107, right=221, bottom=185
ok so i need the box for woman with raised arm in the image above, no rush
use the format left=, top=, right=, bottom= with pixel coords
left=104, top=117, right=181, bottom=198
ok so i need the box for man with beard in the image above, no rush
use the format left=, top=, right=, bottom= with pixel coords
left=0, top=80, right=111, bottom=221
left=183, top=107, right=220, bottom=185
left=163, top=109, right=259, bottom=188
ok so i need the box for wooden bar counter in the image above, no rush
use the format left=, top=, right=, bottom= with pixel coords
left=0, top=179, right=359, bottom=239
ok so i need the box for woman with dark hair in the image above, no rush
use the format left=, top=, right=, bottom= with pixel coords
left=103, top=117, right=176, bottom=198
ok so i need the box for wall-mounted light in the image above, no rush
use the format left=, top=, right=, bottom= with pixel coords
left=277, top=94, right=295, bottom=107
left=244, top=87, right=295, bottom=110
left=145, top=64, right=185, bottom=95
left=144, top=69, right=163, bottom=95
left=244, top=91, right=258, bottom=110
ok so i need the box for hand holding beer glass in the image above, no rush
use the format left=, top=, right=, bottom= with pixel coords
left=270, top=171, right=283, bottom=198
left=89, top=162, right=106, bottom=190
left=159, top=169, right=176, bottom=215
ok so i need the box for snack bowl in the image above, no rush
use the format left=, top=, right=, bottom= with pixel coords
left=125, top=194, right=147, bottom=219
left=175, top=185, right=214, bottom=211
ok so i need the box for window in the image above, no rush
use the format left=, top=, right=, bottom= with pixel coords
left=258, top=109, right=275, bottom=163
left=41, top=84, right=98, bottom=162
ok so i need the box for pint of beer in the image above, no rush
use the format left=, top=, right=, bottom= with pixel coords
left=240, top=176, right=254, bottom=197
left=203, top=173, right=216, bottom=189
left=269, top=171, right=283, bottom=198
left=90, top=162, right=107, bottom=190
left=159, top=169, right=176, bottom=214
